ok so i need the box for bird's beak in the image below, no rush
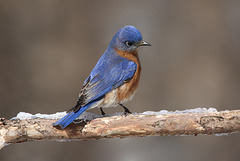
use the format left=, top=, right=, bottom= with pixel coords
left=139, top=40, right=151, bottom=46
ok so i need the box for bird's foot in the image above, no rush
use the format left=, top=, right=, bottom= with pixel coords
left=124, top=109, right=132, bottom=116
left=100, top=107, right=106, bottom=116
left=119, top=104, right=132, bottom=116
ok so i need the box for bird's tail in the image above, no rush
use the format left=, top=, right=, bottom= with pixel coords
left=53, top=104, right=90, bottom=129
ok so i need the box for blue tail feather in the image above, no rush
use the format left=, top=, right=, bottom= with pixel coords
left=53, top=104, right=90, bottom=129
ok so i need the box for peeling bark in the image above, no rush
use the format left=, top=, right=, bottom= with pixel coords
left=1, top=110, right=240, bottom=150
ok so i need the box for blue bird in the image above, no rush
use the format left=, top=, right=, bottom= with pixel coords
left=53, top=25, right=151, bottom=129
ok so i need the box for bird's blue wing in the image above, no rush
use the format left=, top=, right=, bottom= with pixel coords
left=80, top=55, right=137, bottom=106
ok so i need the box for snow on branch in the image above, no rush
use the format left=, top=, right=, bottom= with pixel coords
left=1, top=108, right=240, bottom=150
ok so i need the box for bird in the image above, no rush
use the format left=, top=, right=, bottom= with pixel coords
left=53, top=25, right=151, bottom=129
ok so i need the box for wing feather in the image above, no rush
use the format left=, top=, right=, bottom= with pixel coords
left=78, top=57, right=137, bottom=107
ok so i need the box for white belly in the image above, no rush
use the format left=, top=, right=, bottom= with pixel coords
left=87, top=84, right=137, bottom=109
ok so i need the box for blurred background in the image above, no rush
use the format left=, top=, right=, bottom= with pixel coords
left=0, top=0, right=240, bottom=161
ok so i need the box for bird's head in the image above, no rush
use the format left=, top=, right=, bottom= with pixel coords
left=110, top=26, right=151, bottom=52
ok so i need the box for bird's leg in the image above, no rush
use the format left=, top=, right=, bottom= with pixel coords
left=119, top=104, right=132, bottom=115
left=100, top=107, right=106, bottom=116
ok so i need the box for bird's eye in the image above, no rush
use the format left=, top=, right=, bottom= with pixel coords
left=126, top=41, right=134, bottom=47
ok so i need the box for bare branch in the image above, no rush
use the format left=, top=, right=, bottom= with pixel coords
left=1, top=109, right=240, bottom=150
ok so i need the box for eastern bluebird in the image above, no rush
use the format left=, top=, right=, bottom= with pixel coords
left=53, top=25, right=150, bottom=129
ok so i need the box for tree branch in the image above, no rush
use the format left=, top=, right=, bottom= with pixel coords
left=1, top=108, right=240, bottom=150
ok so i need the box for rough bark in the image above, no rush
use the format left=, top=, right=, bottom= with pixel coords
left=1, top=110, right=240, bottom=150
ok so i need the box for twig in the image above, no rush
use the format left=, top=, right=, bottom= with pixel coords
left=1, top=109, right=240, bottom=150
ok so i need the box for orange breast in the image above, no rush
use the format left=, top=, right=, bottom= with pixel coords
left=115, top=49, right=142, bottom=103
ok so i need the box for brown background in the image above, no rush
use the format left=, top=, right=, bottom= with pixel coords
left=1, top=0, right=240, bottom=161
